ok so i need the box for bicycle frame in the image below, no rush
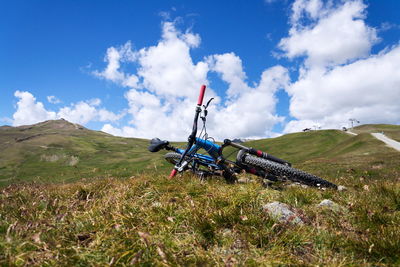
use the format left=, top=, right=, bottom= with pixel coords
left=175, top=137, right=223, bottom=170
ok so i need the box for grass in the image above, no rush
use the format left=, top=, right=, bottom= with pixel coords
left=1, top=169, right=399, bottom=265
left=1, top=121, right=400, bottom=265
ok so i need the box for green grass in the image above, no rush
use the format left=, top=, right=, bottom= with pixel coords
left=1, top=121, right=400, bottom=265
left=1, top=168, right=399, bottom=265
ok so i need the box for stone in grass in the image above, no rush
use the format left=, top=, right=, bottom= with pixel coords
left=317, top=199, right=346, bottom=212
left=262, top=202, right=303, bottom=225
left=237, top=177, right=256, bottom=184
left=337, top=185, right=347, bottom=192
left=151, top=201, right=162, bottom=208
left=287, top=182, right=309, bottom=189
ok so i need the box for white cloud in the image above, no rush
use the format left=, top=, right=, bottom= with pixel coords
left=47, top=95, right=61, bottom=104
left=96, top=21, right=288, bottom=140
left=92, top=41, right=139, bottom=88
left=13, top=91, right=57, bottom=126
left=280, top=0, right=378, bottom=68
left=136, top=21, right=208, bottom=99
left=57, top=99, right=124, bottom=125
left=87, top=98, right=101, bottom=106
left=291, top=0, right=325, bottom=25
left=280, top=0, right=400, bottom=133
left=207, top=53, right=249, bottom=98
left=284, top=46, right=400, bottom=132
left=12, top=91, right=123, bottom=126
left=208, top=54, right=289, bottom=138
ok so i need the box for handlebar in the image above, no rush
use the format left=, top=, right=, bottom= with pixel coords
left=170, top=85, right=207, bottom=178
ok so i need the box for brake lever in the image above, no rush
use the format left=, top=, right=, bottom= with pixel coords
left=201, top=110, right=208, bottom=122
left=201, top=98, right=214, bottom=121
left=203, top=98, right=214, bottom=109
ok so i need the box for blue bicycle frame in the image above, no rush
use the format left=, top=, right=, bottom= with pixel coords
left=176, top=137, right=222, bottom=170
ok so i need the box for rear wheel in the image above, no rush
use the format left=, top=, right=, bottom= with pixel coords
left=242, top=154, right=337, bottom=189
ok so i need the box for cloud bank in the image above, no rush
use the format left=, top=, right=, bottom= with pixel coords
left=12, top=91, right=123, bottom=126
left=280, top=0, right=400, bottom=133
left=97, top=22, right=288, bottom=140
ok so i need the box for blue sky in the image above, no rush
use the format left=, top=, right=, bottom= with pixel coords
left=1, top=0, right=400, bottom=140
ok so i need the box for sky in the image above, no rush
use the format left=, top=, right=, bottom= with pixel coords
left=1, top=0, right=400, bottom=140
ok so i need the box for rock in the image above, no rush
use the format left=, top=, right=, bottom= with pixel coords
left=262, top=202, right=303, bottom=225
left=288, top=182, right=309, bottom=188
left=221, top=228, right=232, bottom=237
left=237, top=177, right=253, bottom=183
left=151, top=201, right=162, bottom=208
left=318, top=199, right=335, bottom=208
left=237, top=178, right=248, bottom=183
left=337, top=185, right=347, bottom=191
left=68, top=156, right=79, bottom=166
left=317, top=199, right=345, bottom=212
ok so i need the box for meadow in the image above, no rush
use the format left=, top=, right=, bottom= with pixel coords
left=1, top=121, right=399, bottom=265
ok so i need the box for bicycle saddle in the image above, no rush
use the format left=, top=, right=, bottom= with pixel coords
left=148, top=138, right=169, bottom=152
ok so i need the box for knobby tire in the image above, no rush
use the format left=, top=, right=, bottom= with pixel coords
left=164, top=152, right=184, bottom=165
left=243, top=154, right=337, bottom=189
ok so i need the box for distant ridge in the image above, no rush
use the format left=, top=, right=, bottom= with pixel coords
left=0, top=125, right=12, bottom=130
left=0, top=119, right=161, bottom=186
left=11, top=119, right=86, bottom=132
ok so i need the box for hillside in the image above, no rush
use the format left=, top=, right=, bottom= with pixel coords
left=0, top=119, right=166, bottom=186
left=1, top=121, right=400, bottom=187
left=243, top=130, right=352, bottom=163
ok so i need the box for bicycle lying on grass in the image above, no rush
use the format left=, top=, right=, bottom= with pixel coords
left=148, top=85, right=337, bottom=189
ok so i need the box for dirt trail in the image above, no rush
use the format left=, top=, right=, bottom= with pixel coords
left=371, top=133, right=400, bottom=152
left=344, top=130, right=400, bottom=152
left=346, top=131, right=358, bottom=136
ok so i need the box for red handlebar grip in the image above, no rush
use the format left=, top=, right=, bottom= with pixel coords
left=169, top=169, right=178, bottom=179
left=197, top=85, right=206, bottom=106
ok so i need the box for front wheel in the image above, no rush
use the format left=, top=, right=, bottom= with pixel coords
left=164, top=152, right=217, bottom=178
left=164, top=152, right=185, bottom=166
left=242, top=154, right=337, bottom=189
left=164, top=152, right=235, bottom=182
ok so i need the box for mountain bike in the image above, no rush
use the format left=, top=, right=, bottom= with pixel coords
left=148, top=85, right=337, bottom=189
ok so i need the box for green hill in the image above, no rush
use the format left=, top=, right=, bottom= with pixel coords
left=1, top=121, right=399, bottom=187
left=243, top=128, right=400, bottom=162
left=243, top=130, right=351, bottom=163
left=0, top=119, right=166, bottom=186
